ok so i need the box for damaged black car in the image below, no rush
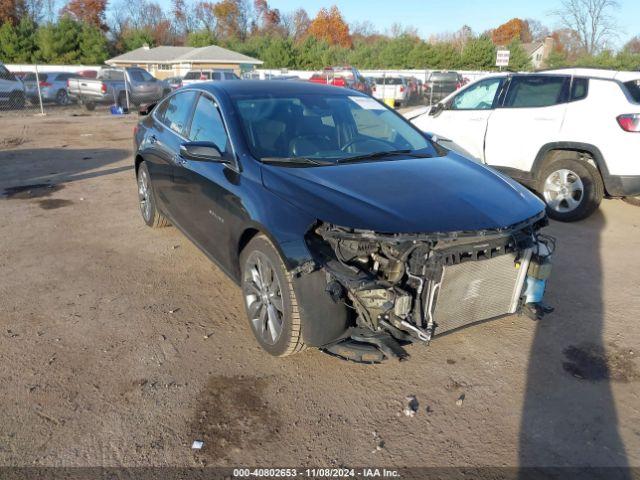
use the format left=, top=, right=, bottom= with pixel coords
left=133, top=80, right=555, bottom=362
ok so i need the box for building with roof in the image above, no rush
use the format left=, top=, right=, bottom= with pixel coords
left=106, top=44, right=263, bottom=79
left=523, top=37, right=555, bottom=70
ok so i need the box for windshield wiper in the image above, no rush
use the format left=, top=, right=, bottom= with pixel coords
left=338, top=150, right=432, bottom=164
left=261, top=156, right=335, bottom=166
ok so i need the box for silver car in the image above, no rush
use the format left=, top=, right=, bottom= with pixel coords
left=23, top=71, right=80, bottom=105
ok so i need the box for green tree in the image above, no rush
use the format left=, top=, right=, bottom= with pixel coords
left=187, top=29, right=216, bottom=47
left=261, top=37, right=294, bottom=68
left=378, top=34, right=418, bottom=68
left=37, top=16, right=83, bottom=63
left=407, top=41, right=436, bottom=69
left=460, top=36, right=495, bottom=69
left=430, top=42, right=462, bottom=69
left=79, top=23, right=108, bottom=64
left=545, top=49, right=568, bottom=68
left=507, top=39, right=531, bottom=71
left=0, top=17, right=37, bottom=63
left=121, top=28, right=155, bottom=51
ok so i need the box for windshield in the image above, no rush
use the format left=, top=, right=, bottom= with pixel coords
left=233, top=93, right=437, bottom=163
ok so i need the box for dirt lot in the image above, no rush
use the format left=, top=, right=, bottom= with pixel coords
left=1, top=114, right=639, bottom=470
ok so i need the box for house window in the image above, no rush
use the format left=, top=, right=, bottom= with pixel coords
left=158, top=64, right=173, bottom=71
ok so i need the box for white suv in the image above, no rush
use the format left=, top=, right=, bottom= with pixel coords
left=0, top=62, right=25, bottom=109
left=408, top=68, right=640, bottom=221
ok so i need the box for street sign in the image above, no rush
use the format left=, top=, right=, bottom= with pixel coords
left=496, top=50, right=510, bottom=67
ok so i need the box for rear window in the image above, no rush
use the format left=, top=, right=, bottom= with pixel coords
left=504, top=76, right=568, bottom=108
left=624, top=80, right=640, bottom=103
left=375, top=78, right=404, bottom=85
left=185, top=71, right=211, bottom=80
left=24, top=73, right=47, bottom=82
left=570, top=77, right=589, bottom=101
left=429, top=72, right=459, bottom=82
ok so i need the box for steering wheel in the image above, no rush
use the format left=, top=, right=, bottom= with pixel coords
left=340, top=137, right=396, bottom=153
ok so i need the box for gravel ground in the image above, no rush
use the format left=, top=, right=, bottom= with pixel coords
left=0, top=114, right=639, bottom=469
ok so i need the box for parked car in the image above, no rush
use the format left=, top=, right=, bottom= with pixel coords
left=424, top=71, right=465, bottom=104
left=163, top=76, right=184, bottom=91
left=371, top=77, right=410, bottom=107
left=67, top=67, right=168, bottom=111
left=133, top=80, right=554, bottom=362
left=408, top=68, right=640, bottom=221
left=0, top=62, right=25, bottom=109
left=22, top=71, right=79, bottom=105
left=309, top=66, right=372, bottom=95
left=182, top=69, right=240, bottom=87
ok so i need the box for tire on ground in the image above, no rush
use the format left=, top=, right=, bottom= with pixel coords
left=137, top=161, right=170, bottom=228
left=537, top=151, right=604, bottom=222
left=239, top=235, right=306, bottom=357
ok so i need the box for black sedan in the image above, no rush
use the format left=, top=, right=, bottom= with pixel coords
left=134, top=81, right=554, bottom=362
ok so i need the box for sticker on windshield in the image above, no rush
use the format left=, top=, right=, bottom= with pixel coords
left=349, top=96, right=386, bottom=110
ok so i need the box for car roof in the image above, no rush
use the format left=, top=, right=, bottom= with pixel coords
left=195, top=80, right=363, bottom=97
left=542, top=67, right=640, bottom=81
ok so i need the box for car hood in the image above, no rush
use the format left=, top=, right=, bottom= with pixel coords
left=261, top=153, right=545, bottom=233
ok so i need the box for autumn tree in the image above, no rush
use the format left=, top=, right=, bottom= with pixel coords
left=61, top=0, right=108, bottom=30
left=253, top=0, right=281, bottom=35
left=624, top=36, right=640, bottom=54
left=491, top=18, right=531, bottom=45
left=213, top=0, right=248, bottom=40
left=307, top=5, right=351, bottom=48
left=290, top=7, right=309, bottom=42
left=0, top=0, right=26, bottom=25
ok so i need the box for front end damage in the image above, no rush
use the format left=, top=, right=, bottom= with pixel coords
left=301, top=214, right=555, bottom=362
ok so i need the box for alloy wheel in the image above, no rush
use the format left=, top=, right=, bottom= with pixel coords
left=243, top=251, right=285, bottom=345
left=137, top=168, right=152, bottom=222
left=543, top=168, right=584, bottom=213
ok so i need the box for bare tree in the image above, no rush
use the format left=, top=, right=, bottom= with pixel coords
left=526, top=18, right=551, bottom=42
left=553, top=0, right=619, bottom=54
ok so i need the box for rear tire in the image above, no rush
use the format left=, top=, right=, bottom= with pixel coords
left=538, top=154, right=603, bottom=222
left=137, top=162, right=170, bottom=228
left=84, top=101, right=96, bottom=111
left=56, top=89, right=69, bottom=106
left=9, top=91, right=25, bottom=110
left=240, top=235, right=306, bottom=357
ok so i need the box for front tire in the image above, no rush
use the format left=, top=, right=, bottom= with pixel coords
left=56, top=89, right=70, bottom=105
left=240, top=235, right=306, bottom=357
left=137, top=162, right=170, bottom=228
left=538, top=155, right=603, bottom=222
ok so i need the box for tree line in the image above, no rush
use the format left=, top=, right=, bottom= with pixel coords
left=0, top=0, right=638, bottom=70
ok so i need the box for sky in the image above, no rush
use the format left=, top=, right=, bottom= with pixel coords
left=154, top=0, right=640, bottom=45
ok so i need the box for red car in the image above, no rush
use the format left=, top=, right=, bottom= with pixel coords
left=309, top=66, right=372, bottom=95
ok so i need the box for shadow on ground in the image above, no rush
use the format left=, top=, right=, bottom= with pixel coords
left=519, top=211, right=633, bottom=477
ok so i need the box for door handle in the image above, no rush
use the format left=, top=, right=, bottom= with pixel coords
left=469, top=117, right=484, bottom=121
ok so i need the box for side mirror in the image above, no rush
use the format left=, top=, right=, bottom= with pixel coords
left=429, top=102, right=444, bottom=116
left=180, top=142, right=226, bottom=162
left=138, top=103, right=156, bottom=116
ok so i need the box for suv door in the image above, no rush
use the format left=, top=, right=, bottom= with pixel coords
left=484, top=74, right=570, bottom=173
left=416, top=76, right=504, bottom=161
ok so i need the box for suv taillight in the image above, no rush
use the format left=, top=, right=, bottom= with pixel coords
left=39, top=81, right=51, bottom=87
left=100, top=83, right=107, bottom=94
left=399, top=86, right=405, bottom=93
left=617, top=114, right=640, bottom=132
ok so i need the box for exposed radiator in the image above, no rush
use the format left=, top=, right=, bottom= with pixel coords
left=432, top=250, right=531, bottom=334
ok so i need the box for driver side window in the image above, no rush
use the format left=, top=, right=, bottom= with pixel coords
left=450, top=78, right=502, bottom=110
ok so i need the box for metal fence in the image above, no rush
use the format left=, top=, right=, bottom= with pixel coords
left=1, top=63, right=129, bottom=118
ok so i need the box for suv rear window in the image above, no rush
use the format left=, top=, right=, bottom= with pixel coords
left=375, top=78, right=404, bottom=85
left=504, top=76, right=568, bottom=108
left=624, top=80, right=640, bottom=103
left=24, top=73, right=47, bottom=82
left=570, top=77, right=588, bottom=101
left=429, top=72, right=459, bottom=82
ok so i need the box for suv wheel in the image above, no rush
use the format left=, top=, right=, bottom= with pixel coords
left=240, top=235, right=306, bottom=357
left=56, top=89, right=69, bottom=105
left=539, top=155, right=603, bottom=222
left=137, top=162, right=170, bottom=228
left=9, top=91, right=25, bottom=110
